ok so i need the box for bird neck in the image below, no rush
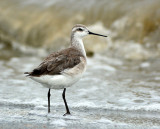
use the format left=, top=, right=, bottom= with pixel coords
left=71, top=35, right=86, bottom=57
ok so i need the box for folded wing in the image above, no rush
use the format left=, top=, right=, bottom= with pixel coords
left=24, top=47, right=83, bottom=77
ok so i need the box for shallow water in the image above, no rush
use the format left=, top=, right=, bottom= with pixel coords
left=0, top=0, right=160, bottom=128
left=0, top=54, right=160, bottom=128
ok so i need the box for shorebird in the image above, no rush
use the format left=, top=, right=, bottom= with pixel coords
left=24, top=24, right=107, bottom=116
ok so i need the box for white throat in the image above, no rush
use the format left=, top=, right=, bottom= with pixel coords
left=71, top=36, right=86, bottom=57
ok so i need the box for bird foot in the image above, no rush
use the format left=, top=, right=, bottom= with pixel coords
left=63, top=112, right=71, bottom=116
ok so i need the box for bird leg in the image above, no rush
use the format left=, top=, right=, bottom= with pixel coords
left=48, top=89, right=51, bottom=113
left=62, top=88, right=71, bottom=116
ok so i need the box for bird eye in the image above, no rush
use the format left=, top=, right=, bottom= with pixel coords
left=78, top=28, right=83, bottom=31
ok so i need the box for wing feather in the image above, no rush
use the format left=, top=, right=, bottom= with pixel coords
left=25, top=47, right=84, bottom=77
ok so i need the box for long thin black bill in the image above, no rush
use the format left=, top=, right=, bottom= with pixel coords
left=88, top=31, right=107, bottom=37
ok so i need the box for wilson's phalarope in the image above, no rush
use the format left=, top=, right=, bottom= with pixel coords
left=25, top=24, right=107, bottom=115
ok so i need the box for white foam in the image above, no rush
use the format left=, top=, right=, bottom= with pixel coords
left=97, top=118, right=113, bottom=124
left=50, top=119, right=67, bottom=126
left=73, top=101, right=97, bottom=108
left=140, top=62, right=150, bottom=68
left=154, top=77, right=160, bottom=80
